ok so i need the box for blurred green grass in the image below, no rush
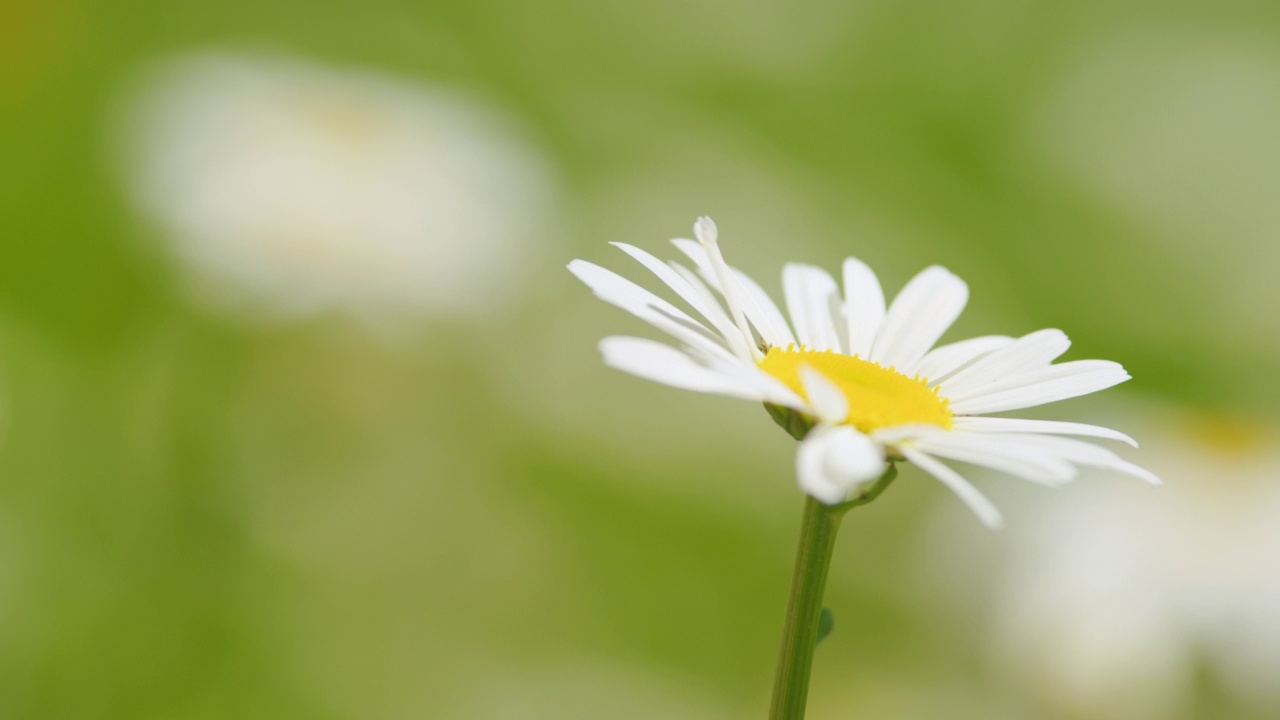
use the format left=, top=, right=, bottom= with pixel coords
left=2, top=1, right=1278, bottom=718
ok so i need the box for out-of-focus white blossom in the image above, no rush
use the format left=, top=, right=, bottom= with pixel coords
left=120, top=52, right=556, bottom=323
left=974, top=411, right=1280, bottom=718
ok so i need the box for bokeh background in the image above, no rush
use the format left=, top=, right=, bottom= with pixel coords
left=3, top=1, right=1279, bottom=718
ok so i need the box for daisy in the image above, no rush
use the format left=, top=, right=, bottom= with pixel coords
left=569, top=217, right=1158, bottom=528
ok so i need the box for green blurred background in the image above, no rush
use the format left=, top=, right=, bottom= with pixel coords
left=3, top=1, right=1280, bottom=718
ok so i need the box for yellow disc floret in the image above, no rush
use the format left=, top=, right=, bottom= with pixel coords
left=758, top=345, right=953, bottom=433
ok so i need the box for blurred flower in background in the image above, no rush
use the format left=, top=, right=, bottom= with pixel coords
left=934, top=407, right=1280, bottom=719
left=118, top=52, right=557, bottom=325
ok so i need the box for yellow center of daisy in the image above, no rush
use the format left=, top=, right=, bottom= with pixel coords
left=758, top=346, right=953, bottom=433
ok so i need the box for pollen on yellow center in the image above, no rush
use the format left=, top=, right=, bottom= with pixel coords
left=757, top=346, right=953, bottom=433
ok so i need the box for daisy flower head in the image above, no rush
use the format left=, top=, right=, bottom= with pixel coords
left=569, top=217, right=1158, bottom=528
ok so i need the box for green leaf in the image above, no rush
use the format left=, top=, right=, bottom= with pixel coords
left=816, top=607, right=835, bottom=647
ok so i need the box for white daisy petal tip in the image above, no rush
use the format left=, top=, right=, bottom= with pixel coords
left=903, top=448, right=1006, bottom=529
left=784, top=264, right=845, bottom=352
left=1118, top=461, right=1163, bottom=486
left=841, top=256, right=886, bottom=358
left=949, top=359, right=1134, bottom=415
left=693, top=216, right=718, bottom=246
left=914, top=265, right=968, bottom=295
left=670, top=237, right=698, bottom=254
left=1099, top=426, right=1141, bottom=449
left=870, top=264, right=969, bottom=370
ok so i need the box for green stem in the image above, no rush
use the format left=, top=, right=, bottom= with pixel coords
left=768, top=465, right=897, bottom=720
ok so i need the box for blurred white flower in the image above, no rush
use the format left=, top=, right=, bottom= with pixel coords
left=980, top=412, right=1280, bottom=718
left=120, top=52, right=556, bottom=323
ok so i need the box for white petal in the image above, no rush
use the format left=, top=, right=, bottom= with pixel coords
left=599, top=336, right=764, bottom=400
left=938, top=329, right=1071, bottom=397
left=870, top=423, right=949, bottom=446
left=698, top=353, right=808, bottom=410
left=568, top=259, right=734, bottom=363
left=913, top=432, right=1078, bottom=486
left=842, top=257, right=885, bottom=358
left=611, top=242, right=753, bottom=359
left=671, top=239, right=796, bottom=348
left=1106, top=459, right=1163, bottom=485
left=800, top=365, right=848, bottom=424
left=982, top=433, right=1162, bottom=485
left=671, top=237, right=714, bottom=278
left=949, top=360, right=1130, bottom=414
left=870, top=266, right=969, bottom=371
left=797, top=426, right=886, bottom=504
left=671, top=261, right=798, bottom=358
left=950, top=417, right=1138, bottom=447
left=692, top=216, right=762, bottom=360
left=729, top=267, right=797, bottom=348
left=902, top=448, right=1004, bottom=529
left=784, top=263, right=844, bottom=352
left=694, top=216, right=719, bottom=247
left=668, top=262, right=724, bottom=318
left=912, top=335, right=1015, bottom=384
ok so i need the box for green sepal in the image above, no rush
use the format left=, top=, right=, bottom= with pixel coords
left=830, top=464, right=898, bottom=514
left=765, top=403, right=815, bottom=441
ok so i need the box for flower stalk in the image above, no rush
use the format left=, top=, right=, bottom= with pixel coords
left=769, top=465, right=897, bottom=720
